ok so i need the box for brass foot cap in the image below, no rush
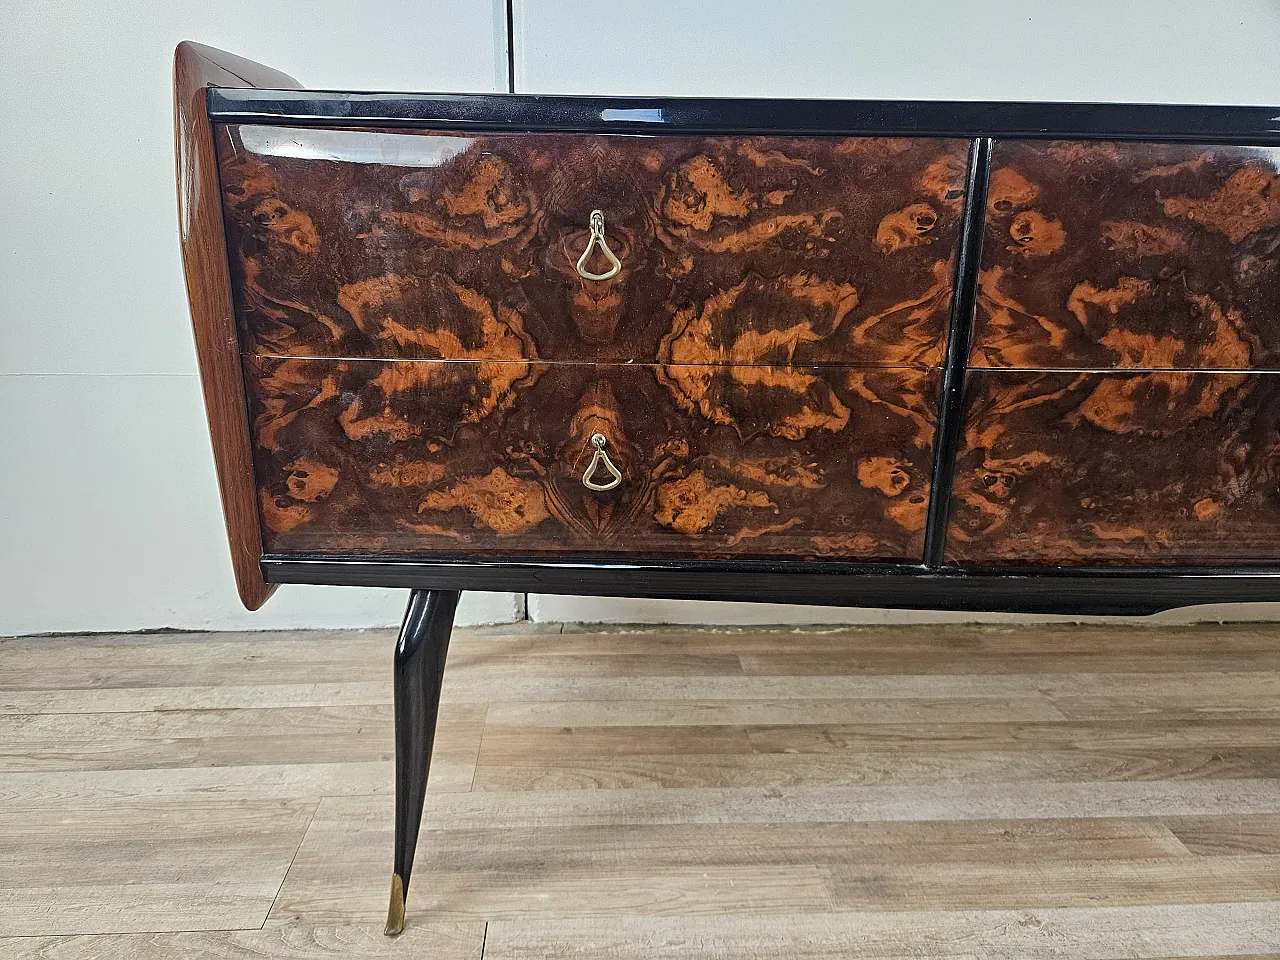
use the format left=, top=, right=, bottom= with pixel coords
left=384, top=874, right=406, bottom=937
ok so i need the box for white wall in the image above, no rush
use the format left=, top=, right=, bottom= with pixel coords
left=6, top=1, right=1280, bottom=634
left=511, top=0, right=1280, bottom=103
left=0, top=0, right=520, bottom=635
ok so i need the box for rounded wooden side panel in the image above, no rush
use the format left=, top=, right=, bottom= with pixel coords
left=173, top=42, right=300, bottom=609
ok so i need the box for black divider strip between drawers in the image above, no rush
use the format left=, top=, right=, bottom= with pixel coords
left=923, top=137, right=992, bottom=568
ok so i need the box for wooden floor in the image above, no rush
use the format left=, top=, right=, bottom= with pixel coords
left=1, top=620, right=1279, bottom=959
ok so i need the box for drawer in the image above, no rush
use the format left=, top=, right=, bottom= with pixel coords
left=217, top=125, right=970, bottom=367
left=970, top=140, right=1280, bottom=370
left=945, top=370, right=1280, bottom=565
left=245, top=357, right=941, bottom=561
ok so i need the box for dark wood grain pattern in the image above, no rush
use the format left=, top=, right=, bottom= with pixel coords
left=215, top=126, right=970, bottom=367
left=246, top=357, right=940, bottom=561
left=174, top=42, right=301, bottom=610
left=971, top=141, right=1280, bottom=369
left=946, top=369, right=1280, bottom=564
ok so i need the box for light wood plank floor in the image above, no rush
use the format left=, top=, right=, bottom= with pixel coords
left=1, top=620, right=1279, bottom=958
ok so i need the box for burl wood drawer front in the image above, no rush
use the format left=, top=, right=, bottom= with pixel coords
left=216, top=125, right=970, bottom=366
left=971, top=141, right=1280, bottom=369
left=946, top=370, right=1280, bottom=565
left=246, top=358, right=940, bottom=561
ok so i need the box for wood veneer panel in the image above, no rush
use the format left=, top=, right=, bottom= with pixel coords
left=174, top=42, right=300, bottom=609
left=970, top=140, right=1280, bottom=370
left=215, top=126, right=970, bottom=366
left=245, top=358, right=940, bottom=561
left=946, top=369, right=1280, bottom=565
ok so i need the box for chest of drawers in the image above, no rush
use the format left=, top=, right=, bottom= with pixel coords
left=175, top=41, right=1280, bottom=933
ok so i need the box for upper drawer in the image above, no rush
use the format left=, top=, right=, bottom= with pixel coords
left=216, top=125, right=970, bottom=366
left=970, top=141, right=1280, bottom=370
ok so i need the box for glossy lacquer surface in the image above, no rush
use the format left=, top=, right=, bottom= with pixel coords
left=215, top=126, right=970, bottom=366
left=946, top=370, right=1280, bottom=565
left=247, top=357, right=940, bottom=561
left=971, top=141, right=1280, bottom=369
left=206, top=88, right=1280, bottom=144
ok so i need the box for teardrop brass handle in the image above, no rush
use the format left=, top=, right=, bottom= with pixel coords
left=574, top=210, right=622, bottom=281
left=581, top=433, right=623, bottom=491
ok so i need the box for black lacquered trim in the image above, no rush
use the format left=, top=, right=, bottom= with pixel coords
left=262, top=555, right=1280, bottom=617
left=207, top=89, right=1280, bottom=142
left=924, top=138, right=991, bottom=567
left=503, top=0, right=515, bottom=95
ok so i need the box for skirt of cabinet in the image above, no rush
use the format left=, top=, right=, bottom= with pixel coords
left=946, top=369, right=1280, bottom=565
left=245, top=357, right=941, bottom=562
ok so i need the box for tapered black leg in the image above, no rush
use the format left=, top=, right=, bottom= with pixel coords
left=385, top=588, right=461, bottom=936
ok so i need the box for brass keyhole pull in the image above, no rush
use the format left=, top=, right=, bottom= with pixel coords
left=581, top=433, right=623, bottom=491
left=574, top=210, right=622, bottom=281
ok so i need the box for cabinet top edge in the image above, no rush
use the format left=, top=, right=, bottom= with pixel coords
left=207, top=89, right=1280, bottom=143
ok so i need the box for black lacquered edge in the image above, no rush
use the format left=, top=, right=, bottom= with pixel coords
left=262, top=555, right=1280, bottom=617
left=207, top=89, right=1280, bottom=142
left=924, top=138, right=991, bottom=566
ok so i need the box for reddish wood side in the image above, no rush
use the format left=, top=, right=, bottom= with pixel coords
left=174, top=42, right=300, bottom=609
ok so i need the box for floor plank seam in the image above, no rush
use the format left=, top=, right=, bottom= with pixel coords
left=261, top=799, right=321, bottom=929
left=469, top=705, right=490, bottom=794
left=1157, top=816, right=1203, bottom=858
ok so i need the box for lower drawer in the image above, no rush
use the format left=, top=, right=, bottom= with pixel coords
left=245, top=358, right=940, bottom=561
left=946, top=370, right=1280, bottom=565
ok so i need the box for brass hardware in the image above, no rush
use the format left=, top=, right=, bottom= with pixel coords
left=384, top=873, right=406, bottom=936
left=574, top=209, right=622, bottom=281
left=581, top=432, right=623, bottom=491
